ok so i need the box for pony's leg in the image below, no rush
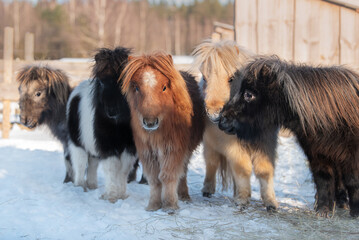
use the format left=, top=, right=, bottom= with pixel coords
left=101, top=152, right=136, bottom=203
left=202, top=142, right=221, bottom=198
left=178, top=164, right=191, bottom=201
left=86, top=156, right=99, bottom=190
left=334, top=165, right=349, bottom=209
left=69, top=143, right=88, bottom=190
left=127, top=159, right=139, bottom=183
left=342, top=157, right=359, bottom=217
left=143, top=161, right=162, bottom=211
left=252, top=152, right=278, bottom=211
left=228, top=151, right=252, bottom=207
left=310, top=156, right=336, bottom=218
left=159, top=156, right=184, bottom=211
left=63, top=151, right=74, bottom=183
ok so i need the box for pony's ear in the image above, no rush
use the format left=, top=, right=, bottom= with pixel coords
left=48, top=69, right=70, bottom=104
left=235, top=46, right=240, bottom=55
left=166, top=54, right=173, bottom=64
left=260, top=64, right=272, bottom=77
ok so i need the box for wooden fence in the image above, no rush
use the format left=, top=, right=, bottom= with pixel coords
left=0, top=27, right=192, bottom=138
left=234, top=0, right=359, bottom=69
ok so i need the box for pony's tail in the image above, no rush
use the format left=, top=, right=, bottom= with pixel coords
left=218, top=156, right=233, bottom=191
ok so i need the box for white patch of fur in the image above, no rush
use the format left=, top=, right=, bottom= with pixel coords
left=142, top=70, right=157, bottom=88
left=78, top=81, right=97, bottom=156
left=68, top=142, right=88, bottom=188
left=67, top=80, right=97, bottom=156
left=101, top=151, right=136, bottom=202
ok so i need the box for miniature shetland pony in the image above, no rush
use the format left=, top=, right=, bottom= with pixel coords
left=219, top=55, right=359, bottom=217
left=17, top=66, right=74, bottom=183
left=192, top=40, right=278, bottom=210
left=67, top=47, right=136, bottom=202
left=121, top=53, right=205, bottom=211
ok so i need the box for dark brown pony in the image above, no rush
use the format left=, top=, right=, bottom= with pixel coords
left=219, top=55, right=359, bottom=217
left=17, top=65, right=73, bottom=183
left=121, top=53, right=205, bottom=211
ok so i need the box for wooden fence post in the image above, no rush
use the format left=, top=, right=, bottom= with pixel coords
left=25, top=32, right=34, bottom=61
left=2, top=27, right=14, bottom=139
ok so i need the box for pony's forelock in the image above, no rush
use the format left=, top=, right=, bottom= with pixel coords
left=17, top=65, right=71, bottom=104
left=120, top=52, right=193, bottom=115
left=192, top=39, right=253, bottom=79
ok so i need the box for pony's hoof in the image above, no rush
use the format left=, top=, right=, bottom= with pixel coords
left=86, top=182, right=98, bottom=190
left=350, top=208, right=359, bottom=218
left=337, top=201, right=349, bottom=210
left=234, top=198, right=250, bottom=208
left=266, top=205, right=278, bottom=213
left=163, top=208, right=177, bottom=215
left=139, top=176, right=148, bottom=185
left=203, top=192, right=212, bottom=198
left=63, top=174, right=73, bottom=183
left=101, top=193, right=128, bottom=203
left=315, top=207, right=332, bottom=218
left=178, top=193, right=191, bottom=202
left=146, top=202, right=162, bottom=211
left=162, top=205, right=179, bottom=214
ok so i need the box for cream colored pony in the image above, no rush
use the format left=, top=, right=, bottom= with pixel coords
left=192, top=40, right=278, bottom=210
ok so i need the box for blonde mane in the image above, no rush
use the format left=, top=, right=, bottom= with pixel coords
left=192, top=39, right=253, bottom=79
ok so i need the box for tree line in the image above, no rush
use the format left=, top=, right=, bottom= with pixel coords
left=0, top=0, right=234, bottom=59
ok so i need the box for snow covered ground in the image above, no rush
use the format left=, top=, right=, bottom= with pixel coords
left=0, top=126, right=358, bottom=240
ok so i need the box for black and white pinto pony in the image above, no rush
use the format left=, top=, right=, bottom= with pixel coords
left=67, top=47, right=137, bottom=202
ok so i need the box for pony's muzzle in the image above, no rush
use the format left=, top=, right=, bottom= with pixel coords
left=218, top=112, right=236, bottom=135
left=206, top=108, right=221, bottom=124
left=142, top=117, right=159, bottom=131
left=20, top=116, right=36, bottom=129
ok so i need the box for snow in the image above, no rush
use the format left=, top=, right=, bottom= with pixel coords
left=0, top=126, right=357, bottom=240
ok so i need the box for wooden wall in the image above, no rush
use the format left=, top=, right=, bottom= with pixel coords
left=234, top=0, right=359, bottom=69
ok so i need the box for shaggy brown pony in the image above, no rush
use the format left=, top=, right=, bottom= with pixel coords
left=219, top=55, right=359, bottom=217
left=192, top=40, right=278, bottom=210
left=121, top=53, right=205, bottom=211
left=17, top=65, right=73, bottom=183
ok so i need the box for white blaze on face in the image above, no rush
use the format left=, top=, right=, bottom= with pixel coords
left=142, top=70, right=157, bottom=88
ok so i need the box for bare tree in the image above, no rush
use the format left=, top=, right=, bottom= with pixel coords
left=139, top=0, right=147, bottom=53
left=115, top=0, right=128, bottom=45
left=95, top=0, right=107, bottom=47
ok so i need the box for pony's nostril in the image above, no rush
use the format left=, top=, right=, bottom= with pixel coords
left=143, top=117, right=159, bottom=128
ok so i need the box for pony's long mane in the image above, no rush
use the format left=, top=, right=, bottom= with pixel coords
left=17, top=65, right=70, bottom=104
left=249, top=56, right=359, bottom=134
left=121, top=52, right=193, bottom=115
left=92, top=47, right=132, bottom=79
left=192, top=39, right=253, bottom=78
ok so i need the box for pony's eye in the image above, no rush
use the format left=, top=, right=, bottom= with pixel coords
left=228, top=77, right=234, bottom=83
left=163, top=86, right=166, bottom=92
left=35, top=91, right=42, bottom=97
left=135, top=86, right=139, bottom=92
left=243, top=90, right=256, bottom=102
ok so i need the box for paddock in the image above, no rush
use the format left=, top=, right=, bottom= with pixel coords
left=0, top=126, right=358, bottom=239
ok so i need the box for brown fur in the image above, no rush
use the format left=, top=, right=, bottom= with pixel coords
left=192, top=40, right=278, bottom=209
left=16, top=65, right=73, bottom=183
left=121, top=52, right=205, bottom=211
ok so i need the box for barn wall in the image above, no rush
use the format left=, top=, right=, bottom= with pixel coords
left=235, top=0, right=359, bottom=69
